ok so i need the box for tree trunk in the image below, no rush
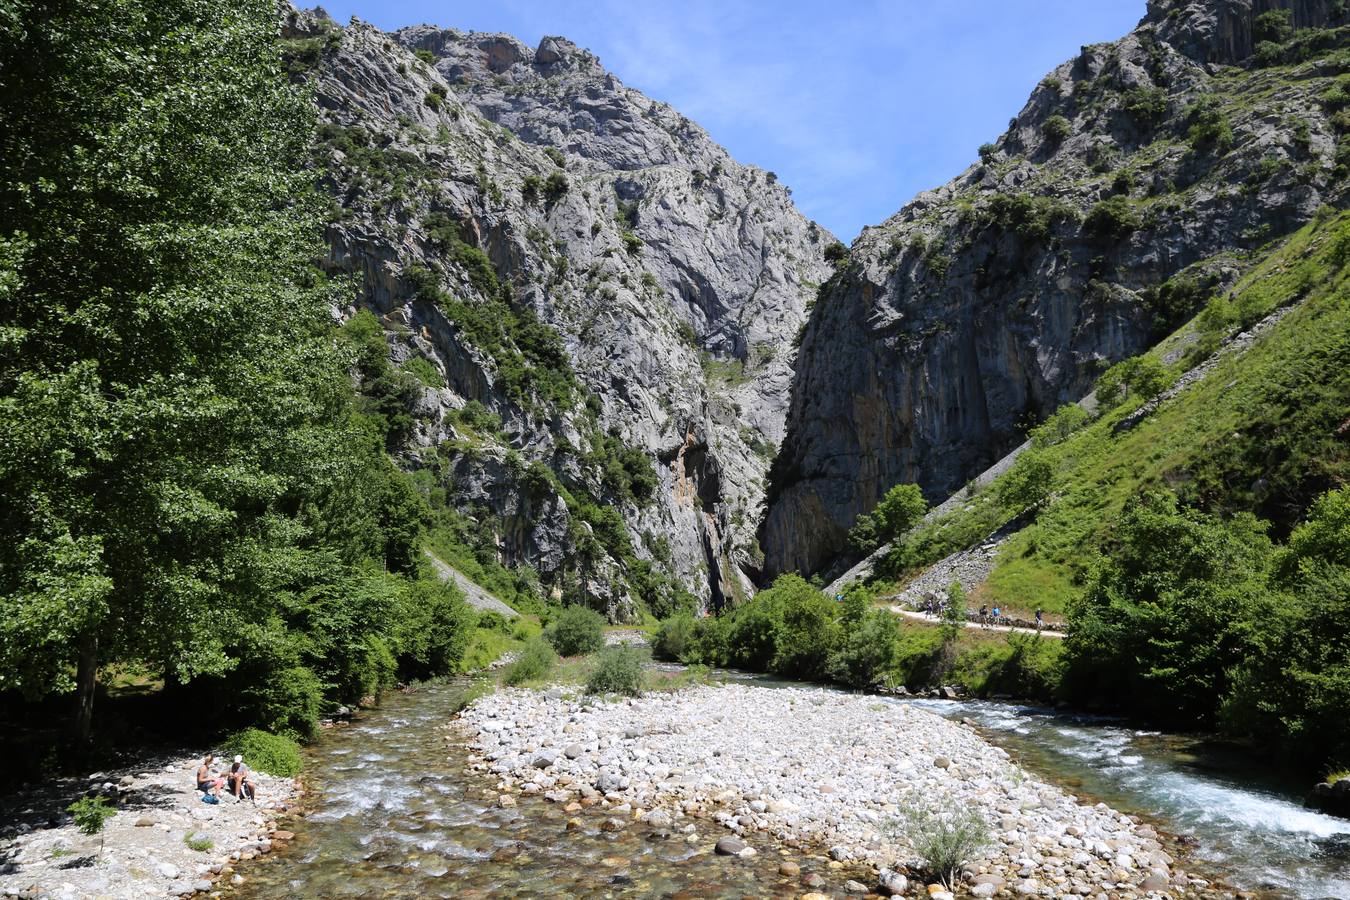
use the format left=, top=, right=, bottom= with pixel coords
left=70, top=632, right=98, bottom=742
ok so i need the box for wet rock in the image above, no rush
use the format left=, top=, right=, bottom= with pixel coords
left=599, top=818, right=625, bottom=833
left=641, top=809, right=672, bottom=828
left=778, top=861, right=800, bottom=876
left=845, top=879, right=868, bottom=893
left=878, top=868, right=908, bottom=895
left=714, top=836, right=746, bottom=856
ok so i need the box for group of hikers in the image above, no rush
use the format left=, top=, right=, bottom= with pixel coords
left=195, top=754, right=257, bottom=804
left=920, top=596, right=1047, bottom=630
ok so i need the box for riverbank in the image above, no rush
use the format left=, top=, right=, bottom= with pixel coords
left=0, top=753, right=301, bottom=899
left=458, top=682, right=1203, bottom=897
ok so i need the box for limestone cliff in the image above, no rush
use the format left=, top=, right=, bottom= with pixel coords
left=763, top=0, right=1350, bottom=578
left=283, top=8, right=831, bottom=615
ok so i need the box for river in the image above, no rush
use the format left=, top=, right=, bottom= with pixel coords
left=234, top=675, right=1350, bottom=899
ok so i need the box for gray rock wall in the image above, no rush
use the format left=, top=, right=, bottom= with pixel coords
left=286, top=8, right=830, bottom=613
left=763, top=1, right=1347, bottom=578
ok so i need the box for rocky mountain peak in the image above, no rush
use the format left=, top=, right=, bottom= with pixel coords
left=284, top=7, right=831, bottom=615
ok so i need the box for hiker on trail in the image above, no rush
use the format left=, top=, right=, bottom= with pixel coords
left=196, top=755, right=224, bottom=800
left=1035, top=608, right=1044, bottom=629
left=979, top=605, right=988, bottom=627
left=228, top=755, right=257, bottom=802
left=992, top=606, right=1002, bottom=626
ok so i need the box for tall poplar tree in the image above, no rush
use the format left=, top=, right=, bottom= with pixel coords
left=0, top=0, right=353, bottom=738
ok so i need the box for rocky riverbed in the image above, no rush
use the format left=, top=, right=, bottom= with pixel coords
left=0, top=754, right=300, bottom=899
left=458, top=683, right=1207, bottom=898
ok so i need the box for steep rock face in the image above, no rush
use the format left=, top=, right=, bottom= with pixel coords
left=763, top=0, right=1349, bottom=578
left=284, top=9, right=830, bottom=614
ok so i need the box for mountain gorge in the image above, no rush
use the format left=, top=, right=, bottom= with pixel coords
left=763, top=0, right=1350, bottom=579
left=283, top=8, right=833, bottom=616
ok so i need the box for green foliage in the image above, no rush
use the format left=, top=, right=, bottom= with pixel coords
left=827, top=606, right=900, bottom=688
left=543, top=171, right=569, bottom=202
left=823, top=241, right=849, bottom=266
left=977, top=214, right=1350, bottom=618
left=893, top=802, right=991, bottom=890
left=544, top=605, right=606, bottom=656
left=940, top=582, right=966, bottom=644
left=1185, top=97, right=1234, bottom=153
left=1082, top=195, right=1141, bottom=240
left=851, top=483, right=928, bottom=553
left=995, top=451, right=1056, bottom=513
left=621, top=230, right=643, bottom=255
left=502, top=637, right=558, bottom=686
left=1252, top=9, right=1294, bottom=46
left=586, top=645, right=646, bottom=696
left=1065, top=490, right=1278, bottom=725
left=521, top=174, right=541, bottom=203
left=1095, top=354, right=1172, bottom=407
left=222, top=728, right=303, bottom=777
left=68, top=796, right=117, bottom=837
left=1141, top=272, right=1217, bottom=336
left=1221, top=487, right=1350, bottom=768
left=413, top=49, right=435, bottom=65
left=406, top=263, right=578, bottom=410
left=183, top=833, right=214, bottom=852
left=401, top=355, right=443, bottom=388
left=981, top=193, right=1077, bottom=244
left=772, top=585, right=840, bottom=679
left=652, top=612, right=696, bottom=661
left=1121, top=86, right=1167, bottom=130
left=977, top=142, right=997, bottom=164
left=0, top=0, right=467, bottom=740
left=1041, top=114, right=1071, bottom=147
left=1029, top=404, right=1089, bottom=449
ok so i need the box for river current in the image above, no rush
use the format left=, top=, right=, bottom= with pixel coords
left=234, top=675, right=1350, bottom=898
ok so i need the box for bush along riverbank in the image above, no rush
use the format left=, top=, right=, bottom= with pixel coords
left=652, top=576, right=1064, bottom=702
left=456, top=682, right=1209, bottom=897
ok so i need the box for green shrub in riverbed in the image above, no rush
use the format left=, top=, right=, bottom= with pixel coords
left=892, top=802, right=991, bottom=890
left=544, top=605, right=606, bottom=656
left=502, top=637, right=558, bottom=686
left=586, top=646, right=645, bottom=696
left=222, top=728, right=303, bottom=778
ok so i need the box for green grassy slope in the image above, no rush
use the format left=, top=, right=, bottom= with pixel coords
left=876, top=211, right=1350, bottom=615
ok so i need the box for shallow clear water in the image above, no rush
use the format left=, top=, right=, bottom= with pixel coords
left=233, top=674, right=1350, bottom=899
left=232, top=679, right=872, bottom=899
left=902, top=697, right=1350, bottom=898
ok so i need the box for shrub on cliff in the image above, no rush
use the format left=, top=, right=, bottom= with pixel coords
left=544, top=605, right=606, bottom=656
left=1041, top=114, right=1070, bottom=147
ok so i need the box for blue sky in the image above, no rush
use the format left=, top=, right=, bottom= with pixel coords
left=318, top=1, right=1145, bottom=241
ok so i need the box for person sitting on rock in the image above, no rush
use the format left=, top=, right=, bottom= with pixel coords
left=196, top=755, right=224, bottom=800
left=228, top=755, right=257, bottom=802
